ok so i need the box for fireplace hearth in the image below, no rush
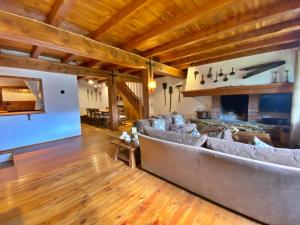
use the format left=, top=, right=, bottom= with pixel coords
left=211, top=94, right=291, bottom=125
left=220, top=95, right=249, bottom=121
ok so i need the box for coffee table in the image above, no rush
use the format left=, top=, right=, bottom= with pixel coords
left=110, top=139, right=139, bottom=169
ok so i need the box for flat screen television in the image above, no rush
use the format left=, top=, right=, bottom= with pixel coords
left=259, top=93, right=292, bottom=113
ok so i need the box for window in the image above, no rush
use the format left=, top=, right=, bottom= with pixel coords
left=0, top=76, right=45, bottom=115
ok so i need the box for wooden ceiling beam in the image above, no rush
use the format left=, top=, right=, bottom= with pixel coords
left=47, top=0, right=76, bottom=26
left=30, top=0, right=76, bottom=59
left=62, top=53, right=77, bottom=63
left=170, top=33, right=300, bottom=67
left=178, top=42, right=299, bottom=69
left=0, top=10, right=184, bottom=78
left=80, top=59, right=101, bottom=68
left=30, top=45, right=44, bottom=58
left=90, top=0, right=150, bottom=40
left=143, top=0, right=300, bottom=57
left=0, top=54, right=141, bottom=82
left=63, top=0, right=149, bottom=66
left=122, top=0, right=235, bottom=51
left=161, top=19, right=300, bottom=63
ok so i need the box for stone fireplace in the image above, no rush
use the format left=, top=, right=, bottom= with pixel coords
left=212, top=94, right=260, bottom=122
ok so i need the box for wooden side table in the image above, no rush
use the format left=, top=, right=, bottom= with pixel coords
left=110, top=139, right=139, bottom=169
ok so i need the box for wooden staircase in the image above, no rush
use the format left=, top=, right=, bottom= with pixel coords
left=116, top=81, right=142, bottom=120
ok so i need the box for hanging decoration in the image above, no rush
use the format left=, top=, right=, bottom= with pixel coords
left=169, top=86, right=173, bottom=112
left=230, top=67, right=235, bottom=76
left=194, top=71, right=199, bottom=80
left=218, top=69, right=224, bottom=77
left=162, top=82, right=168, bottom=106
left=175, top=84, right=183, bottom=102
left=223, top=74, right=228, bottom=82
left=207, top=67, right=212, bottom=78
left=214, top=72, right=218, bottom=83
left=87, top=89, right=89, bottom=101
left=200, top=74, right=205, bottom=85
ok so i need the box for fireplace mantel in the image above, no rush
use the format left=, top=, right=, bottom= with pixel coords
left=182, top=83, right=293, bottom=97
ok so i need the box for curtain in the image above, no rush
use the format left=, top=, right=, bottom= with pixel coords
left=290, top=49, right=300, bottom=147
left=25, top=80, right=43, bottom=110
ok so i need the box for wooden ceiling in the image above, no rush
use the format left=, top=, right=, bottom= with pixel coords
left=0, top=0, right=299, bottom=78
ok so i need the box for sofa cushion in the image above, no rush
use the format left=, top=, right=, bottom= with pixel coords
left=144, top=127, right=207, bottom=147
left=206, top=137, right=300, bottom=168
left=252, top=136, right=273, bottom=148
left=151, top=118, right=166, bottom=131
left=172, top=114, right=185, bottom=126
left=207, top=128, right=233, bottom=142
left=169, top=123, right=197, bottom=134
left=135, top=119, right=150, bottom=134
left=157, top=114, right=172, bottom=130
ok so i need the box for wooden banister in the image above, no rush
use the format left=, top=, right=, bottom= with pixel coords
left=116, top=81, right=142, bottom=119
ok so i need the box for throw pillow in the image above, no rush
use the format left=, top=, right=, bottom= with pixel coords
left=172, top=114, right=185, bottom=126
left=151, top=118, right=166, bottom=131
left=206, top=137, right=300, bottom=168
left=191, top=128, right=201, bottom=137
left=252, top=136, right=272, bottom=148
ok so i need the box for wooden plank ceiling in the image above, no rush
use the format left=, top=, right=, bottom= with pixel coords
left=0, top=0, right=299, bottom=79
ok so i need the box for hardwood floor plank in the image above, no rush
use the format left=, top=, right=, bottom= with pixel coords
left=0, top=125, right=261, bottom=225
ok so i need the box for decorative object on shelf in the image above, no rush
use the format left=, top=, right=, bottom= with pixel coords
left=131, top=127, right=139, bottom=145
left=207, top=67, right=212, bottom=78
left=214, top=72, right=218, bottom=83
left=218, top=69, right=224, bottom=77
left=230, top=67, right=235, bottom=76
left=162, top=82, right=168, bottom=106
left=273, top=71, right=279, bottom=83
left=169, top=86, right=173, bottom=112
left=223, top=74, right=228, bottom=82
left=119, top=131, right=131, bottom=143
left=175, top=84, right=183, bottom=102
left=194, top=71, right=199, bottom=80
left=200, top=74, right=205, bottom=85
left=285, top=70, right=290, bottom=83
left=241, top=61, right=286, bottom=79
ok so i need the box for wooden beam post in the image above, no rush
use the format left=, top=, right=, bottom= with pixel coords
left=0, top=10, right=184, bottom=78
left=108, top=76, right=118, bottom=130
left=290, top=49, right=300, bottom=147
left=142, top=69, right=150, bottom=118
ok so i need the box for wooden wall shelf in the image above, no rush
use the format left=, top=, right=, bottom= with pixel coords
left=182, top=83, right=293, bottom=97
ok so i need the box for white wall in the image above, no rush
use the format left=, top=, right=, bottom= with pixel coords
left=150, top=48, right=296, bottom=118
left=0, top=67, right=81, bottom=151
left=186, top=49, right=296, bottom=91
left=150, top=77, right=212, bottom=118
left=78, top=79, right=109, bottom=115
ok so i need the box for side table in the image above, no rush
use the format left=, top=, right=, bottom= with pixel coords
left=110, top=139, right=139, bottom=169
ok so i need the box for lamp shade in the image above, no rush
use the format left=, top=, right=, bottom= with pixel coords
left=148, top=80, right=157, bottom=89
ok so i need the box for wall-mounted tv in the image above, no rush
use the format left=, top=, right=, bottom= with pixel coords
left=259, top=93, right=292, bottom=113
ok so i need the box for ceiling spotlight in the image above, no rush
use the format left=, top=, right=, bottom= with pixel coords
left=88, top=79, right=94, bottom=85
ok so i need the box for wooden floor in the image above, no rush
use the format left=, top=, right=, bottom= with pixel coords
left=0, top=125, right=261, bottom=225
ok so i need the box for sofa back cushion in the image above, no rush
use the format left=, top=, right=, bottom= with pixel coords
left=157, top=114, right=173, bottom=130
left=135, top=119, right=150, bottom=133
left=206, top=137, right=300, bottom=168
left=144, top=126, right=207, bottom=147
left=151, top=118, right=166, bottom=131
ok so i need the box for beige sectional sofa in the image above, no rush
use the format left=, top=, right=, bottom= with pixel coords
left=138, top=134, right=300, bottom=225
